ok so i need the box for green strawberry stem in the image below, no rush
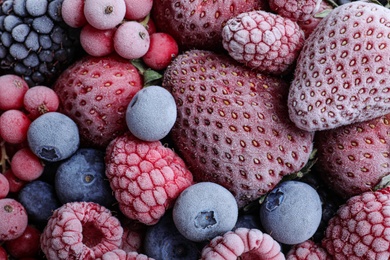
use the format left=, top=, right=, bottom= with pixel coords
left=131, top=59, right=163, bottom=87
left=374, top=174, right=390, bottom=190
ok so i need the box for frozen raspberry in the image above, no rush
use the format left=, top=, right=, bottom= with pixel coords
left=120, top=220, right=146, bottom=253
left=99, top=249, right=154, bottom=260
left=322, top=187, right=390, bottom=259
left=105, top=132, right=194, bottom=225
left=222, top=10, right=305, bottom=75
left=286, top=240, right=331, bottom=260
left=201, top=228, right=285, bottom=259
left=0, top=198, right=28, bottom=241
left=268, top=0, right=322, bottom=22
left=40, top=201, right=123, bottom=260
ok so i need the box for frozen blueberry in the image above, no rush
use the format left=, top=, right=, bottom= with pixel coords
left=27, top=112, right=80, bottom=162
left=233, top=212, right=262, bottom=231
left=126, top=85, right=177, bottom=141
left=18, top=180, right=61, bottom=228
left=173, top=182, right=238, bottom=242
left=144, top=211, right=200, bottom=259
left=259, top=180, right=322, bottom=245
left=55, top=148, right=115, bottom=208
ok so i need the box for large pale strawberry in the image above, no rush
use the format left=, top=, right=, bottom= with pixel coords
left=288, top=2, right=390, bottom=131
left=163, top=50, right=314, bottom=207
left=314, top=113, right=390, bottom=199
left=151, top=0, right=268, bottom=51
left=53, top=54, right=143, bottom=148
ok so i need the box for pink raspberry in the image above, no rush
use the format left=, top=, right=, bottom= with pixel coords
left=269, top=0, right=322, bottom=22
left=99, top=249, right=154, bottom=260
left=120, top=220, right=146, bottom=253
left=40, top=201, right=123, bottom=260
left=222, top=10, right=305, bottom=75
left=286, top=240, right=331, bottom=260
left=105, top=132, right=194, bottom=225
left=322, top=187, right=390, bottom=259
left=201, top=228, right=285, bottom=259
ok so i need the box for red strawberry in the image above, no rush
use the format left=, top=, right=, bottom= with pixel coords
left=53, top=54, right=143, bottom=148
left=151, top=0, right=268, bottom=51
left=288, top=2, right=390, bottom=131
left=163, top=50, right=314, bottom=208
left=322, top=187, right=390, bottom=259
left=314, top=114, right=390, bottom=199
left=105, top=132, right=193, bottom=225
left=221, top=10, right=305, bottom=75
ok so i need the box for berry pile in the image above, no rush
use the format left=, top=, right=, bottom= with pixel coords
left=2, top=0, right=390, bottom=259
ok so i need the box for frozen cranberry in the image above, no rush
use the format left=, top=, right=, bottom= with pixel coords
left=5, top=225, right=41, bottom=258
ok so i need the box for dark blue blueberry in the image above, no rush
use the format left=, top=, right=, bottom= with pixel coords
left=55, top=148, right=115, bottom=208
left=233, top=212, right=262, bottom=231
left=18, top=180, right=61, bottom=228
left=259, top=180, right=322, bottom=245
left=27, top=112, right=80, bottom=162
left=144, top=211, right=201, bottom=260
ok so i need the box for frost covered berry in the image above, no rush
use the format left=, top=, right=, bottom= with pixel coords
left=322, top=187, right=390, bottom=259
left=105, top=132, right=193, bottom=225
left=222, top=10, right=305, bottom=75
left=0, top=198, right=28, bottom=241
left=40, top=201, right=123, bottom=260
left=83, top=0, right=126, bottom=30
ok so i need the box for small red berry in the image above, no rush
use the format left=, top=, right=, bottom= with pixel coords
left=3, top=169, right=26, bottom=193
left=0, top=198, right=28, bottom=241
left=23, top=85, right=60, bottom=120
left=114, top=21, right=150, bottom=59
left=84, top=0, right=126, bottom=30
left=142, top=32, right=179, bottom=70
left=0, top=74, right=29, bottom=111
left=0, top=246, right=7, bottom=260
left=0, top=173, right=10, bottom=199
left=0, top=110, right=31, bottom=144
left=80, top=24, right=116, bottom=57
left=123, top=0, right=153, bottom=20
left=61, top=0, right=87, bottom=28
left=5, top=225, right=41, bottom=259
left=10, top=148, right=44, bottom=182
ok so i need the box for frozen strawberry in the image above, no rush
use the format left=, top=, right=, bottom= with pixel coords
left=269, top=0, right=322, bottom=22
left=53, top=54, right=143, bottom=148
left=105, top=132, right=193, bottom=225
left=40, top=201, right=123, bottom=260
left=288, top=2, right=390, bottom=131
left=297, top=0, right=334, bottom=38
left=201, top=227, right=285, bottom=259
left=286, top=240, right=331, bottom=260
left=314, top=114, right=390, bottom=199
left=151, top=0, right=267, bottom=51
left=222, top=10, right=305, bottom=75
left=163, top=50, right=314, bottom=207
left=322, top=187, right=390, bottom=259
